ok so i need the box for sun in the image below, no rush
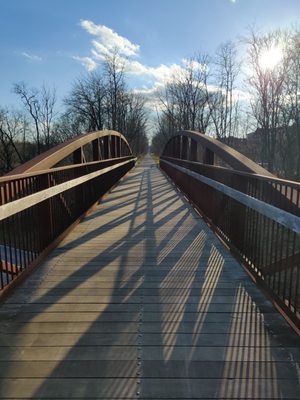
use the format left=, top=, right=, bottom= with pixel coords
left=259, top=45, right=283, bottom=71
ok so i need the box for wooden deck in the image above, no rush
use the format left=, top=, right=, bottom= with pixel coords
left=0, top=155, right=299, bottom=399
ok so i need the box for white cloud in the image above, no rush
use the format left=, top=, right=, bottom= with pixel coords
left=133, top=81, right=166, bottom=97
left=72, top=56, right=97, bottom=71
left=76, top=19, right=182, bottom=86
left=182, top=58, right=207, bottom=72
left=21, top=52, right=42, bottom=61
left=80, top=20, right=139, bottom=57
left=74, top=20, right=250, bottom=111
left=133, top=86, right=165, bottom=114
left=91, top=41, right=110, bottom=60
left=125, top=59, right=182, bottom=83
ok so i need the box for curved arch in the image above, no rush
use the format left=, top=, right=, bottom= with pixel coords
left=7, top=130, right=133, bottom=175
left=162, top=130, right=273, bottom=176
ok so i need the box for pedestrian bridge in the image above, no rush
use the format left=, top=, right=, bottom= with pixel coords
left=0, top=130, right=299, bottom=399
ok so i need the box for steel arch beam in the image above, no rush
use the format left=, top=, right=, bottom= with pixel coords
left=162, top=130, right=273, bottom=176
left=7, top=130, right=132, bottom=175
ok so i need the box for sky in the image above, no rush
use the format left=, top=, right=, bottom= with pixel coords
left=0, top=0, right=299, bottom=110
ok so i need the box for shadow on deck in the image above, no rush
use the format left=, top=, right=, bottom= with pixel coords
left=0, top=155, right=299, bottom=399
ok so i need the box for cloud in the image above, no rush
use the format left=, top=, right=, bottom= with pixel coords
left=182, top=58, right=208, bottom=72
left=80, top=20, right=139, bottom=57
left=72, top=56, right=97, bottom=71
left=74, top=20, right=250, bottom=111
left=133, top=82, right=166, bottom=111
left=91, top=40, right=110, bottom=59
left=125, top=59, right=182, bottom=82
left=76, top=20, right=181, bottom=82
left=21, top=52, right=42, bottom=61
left=75, top=20, right=184, bottom=88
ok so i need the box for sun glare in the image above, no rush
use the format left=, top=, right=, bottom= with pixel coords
left=259, top=45, right=283, bottom=71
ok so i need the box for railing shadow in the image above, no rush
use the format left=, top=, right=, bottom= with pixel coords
left=0, top=155, right=299, bottom=398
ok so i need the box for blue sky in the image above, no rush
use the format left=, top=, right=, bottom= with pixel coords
left=0, top=0, right=299, bottom=108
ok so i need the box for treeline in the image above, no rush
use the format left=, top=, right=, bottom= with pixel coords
left=1, top=26, right=300, bottom=179
left=152, top=26, right=300, bottom=180
left=0, top=52, right=148, bottom=174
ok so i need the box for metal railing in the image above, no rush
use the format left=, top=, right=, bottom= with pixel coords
left=0, top=156, right=135, bottom=294
left=161, top=156, right=300, bottom=329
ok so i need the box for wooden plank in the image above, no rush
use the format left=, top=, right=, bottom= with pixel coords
left=5, top=294, right=268, bottom=304
left=11, top=286, right=270, bottom=297
left=0, top=311, right=284, bottom=324
left=0, top=360, right=296, bottom=380
left=0, top=321, right=295, bottom=335
left=0, top=360, right=138, bottom=378
left=0, top=378, right=299, bottom=399
left=18, top=280, right=258, bottom=289
left=0, top=154, right=299, bottom=399
left=0, top=332, right=298, bottom=348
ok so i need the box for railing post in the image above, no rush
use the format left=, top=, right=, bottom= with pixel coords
left=109, top=136, right=113, bottom=158
left=179, top=136, right=183, bottom=159
left=177, top=136, right=181, bottom=158
left=170, top=139, right=175, bottom=158
left=117, top=137, right=121, bottom=157
left=121, top=139, right=125, bottom=157
left=115, top=137, right=118, bottom=158
left=73, top=147, right=84, bottom=164
left=203, top=148, right=214, bottom=165
left=190, top=139, right=198, bottom=161
left=39, top=174, right=53, bottom=250
left=92, top=139, right=100, bottom=161
left=112, top=136, right=115, bottom=158
left=187, top=137, right=191, bottom=161
left=182, top=136, right=188, bottom=160
left=103, top=136, right=110, bottom=159
left=230, top=175, right=247, bottom=255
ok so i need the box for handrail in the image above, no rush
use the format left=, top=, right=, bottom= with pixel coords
left=0, top=131, right=136, bottom=297
left=162, top=159, right=300, bottom=234
left=162, top=156, right=300, bottom=189
left=160, top=156, right=300, bottom=331
left=0, top=156, right=133, bottom=183
left=0, top=159, right=136, bottom=221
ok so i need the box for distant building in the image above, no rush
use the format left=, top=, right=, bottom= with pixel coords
left=220, top=124, right=299, bottom=179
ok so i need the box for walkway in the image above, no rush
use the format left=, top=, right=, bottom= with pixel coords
left=0, top=155, right=299, bottom=399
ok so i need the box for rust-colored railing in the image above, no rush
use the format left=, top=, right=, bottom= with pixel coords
left=160, top=156, right=300, bottom=329
left=0, top=130, right=135, bottom=297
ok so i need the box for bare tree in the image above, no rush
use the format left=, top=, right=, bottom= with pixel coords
left=104, top=50, right=127, bottom=131
left=13, top=82, right=41, bottom=153
left=157, top=54, right=211, bottom=142
left=0, top=108, right=15, bottom=172
left=283, top=28, right=300, bottom=178
left=246, top=29, right=287, bottom=173
left=51, top=112, right=84, bottom=144
left=0, top=108, right=32, bottom=173
left=124, top=93, right=148, bottom=154
left=65, top=72, right=106, bottom=132
left=209, top=41, right=240, bottom=140
left=64, top=54, right=148, bottom=155
left=39, top=85, right=57, bottom=149
left=13, top=82, right=57, bottom=153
